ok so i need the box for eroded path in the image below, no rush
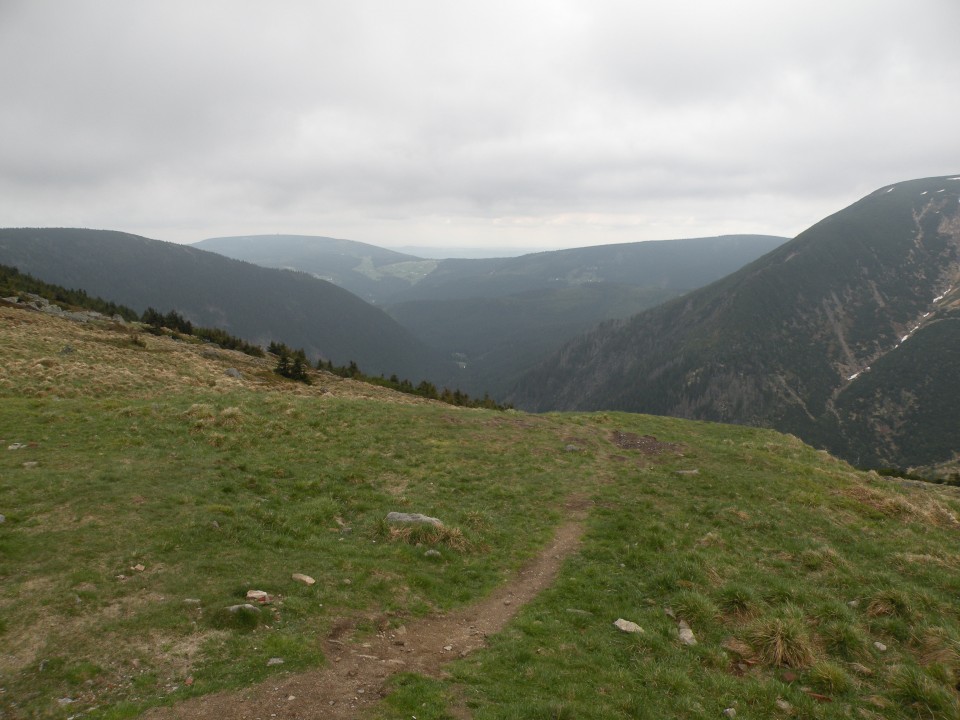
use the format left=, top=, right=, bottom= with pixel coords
left=145, top=498, right=590, bottom=720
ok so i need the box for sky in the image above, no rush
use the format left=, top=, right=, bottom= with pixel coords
left=2, top=1, right=959, bottom=254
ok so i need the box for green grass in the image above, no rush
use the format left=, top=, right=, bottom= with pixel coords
left=2, top=310, right=960, bottom=719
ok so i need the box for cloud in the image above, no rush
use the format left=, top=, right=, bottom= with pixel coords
left=1, top=0, right=959, bottom=249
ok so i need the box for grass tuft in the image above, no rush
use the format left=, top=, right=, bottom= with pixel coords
left=746, top=607, right=816, bottom=668
left=887, top=665, right=959, bottom=719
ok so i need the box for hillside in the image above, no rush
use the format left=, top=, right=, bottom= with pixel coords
left=2, top=297, right=960, bottom=719
left=510, top=175, right=960, bottom=474
left=193, top=233, right=786, bottom=305
left=0, top=228, right=443, bottom=381
left=193, top=235, right=431, bottom=305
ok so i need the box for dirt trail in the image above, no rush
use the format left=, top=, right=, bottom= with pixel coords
left=145, top=499, right=590, bottom=720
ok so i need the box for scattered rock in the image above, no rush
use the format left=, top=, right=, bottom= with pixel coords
left=423, top=549, right=441, bottom=558
left=184, top=676, right=194, bottom=686
left=664, top=606, right=676, bottom=619
left=226, top=603, right=261, bottom=614
left=7, top=443, right=26, bottom=450
left=385, top=511, right=443, bottom=527
left=873, top=641, right=887, bottom=652
left=225, top=368, right=243, bottom=379
left=443, top=645, right=453, bottom=651
left=613, top=618, right=644, bottom=634
left=292, top=573, right=316, bottom=585
left=775, top=698, right=792, bottom=711
left=564, top=444, right=581, bottom=452
left=131, top=563, right=145, bottom=572
left=246, top=590, right=271, bottom=603
left=723, top=709, right=737, bottom=718
left=267, top=657, right=284, bottom=666
left=847, top=599, right=859, bottom=607
left=678, top=620, right=697, bottom=646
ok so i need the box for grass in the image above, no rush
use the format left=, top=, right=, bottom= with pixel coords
left=3, top=306, right=960, bottom=719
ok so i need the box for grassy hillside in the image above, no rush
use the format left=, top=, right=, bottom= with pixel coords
left=0, top=228, right=442, bottom=381
left=2, top=304, right=959, bottom=719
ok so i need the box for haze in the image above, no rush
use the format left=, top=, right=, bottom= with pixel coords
left=2, top=0, right=958, bottom=253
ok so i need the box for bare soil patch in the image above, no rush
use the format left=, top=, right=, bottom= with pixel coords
left=144, top=498, right=590, bottom=720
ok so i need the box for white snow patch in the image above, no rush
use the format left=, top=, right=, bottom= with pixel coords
left=923, top=312, right=931, bottom=317
left=921, top=191, right=928, bottom=195
left=848, top=372, right=860, bottom=381
left=948, top=176, right=960, bottom=180
left=885, top=187, right=896, bottom=193
left=936, top=188, right=946, bottom=193
left=900, top=335, right=909, bottom=343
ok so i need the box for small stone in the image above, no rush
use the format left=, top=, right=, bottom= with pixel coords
left=723, top=709, right=737, bottom=718
left=7, top=443, right=25, bottom=450
left=226, top=603, right=261, bottom=614
left=847, top=599, right=859, bottom=607
left=132, top=563, right=145, bottom=572
left=58, top=697, right=75, bottom=706
left=424, top=549, right=441, bottom=558
left=564, top=444, right=581, bottom=452
left=614, top=618, right=644, bottom=634
left=184, top=676, right=194, bottom=686
left=225, top=368, right=243, bottom=379
left=503, top=599, right=511, bottom=606
left=678, top=620, right=697, bottom=646
left=267, top=657, right=284, bottom=666
left=291, top=573, right=315, bottom=585
left=246, top=590, right=270, bottom=603
left=873, top=641, right=887, bottom=652
left=443, top=645, right=453, bottom=651
left=775, top=699, right=792, bottom=711
left=849, top=662, right=873, bottom=676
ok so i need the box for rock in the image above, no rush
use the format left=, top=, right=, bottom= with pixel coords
left=723, top=709, right=737, bottom=718
left=226, top=603, right=261, bottom=613
left=2, top=296, right=19, bottom=304
left=424, top=549, right=441, bottom=558
left=7, top=443, right=25, bottom=450
left=0, top=514, right=5, bottom=524
left=614, top=618, right=644, bottom=634
left=267, top=657, right=284, bottom=666
left=292, top=573, right=316, bottom=585
left=246, top=590, right=271, bottom=603
left=564, top=444, right=581, bottom=452
left=443, top=645, right=453, bottom=651
left=385, top=511, right=443, bottom=527
left=225, top=368, right=243, bottom=379
left=131, top=563, right=145, bottom=572
left=775, top=699, right=792, bottom=711
left=849, top=662, right=873, bottom=676
left=678, top=620, right=697, bottom=646
left=873, top=641, right=887, bottom=652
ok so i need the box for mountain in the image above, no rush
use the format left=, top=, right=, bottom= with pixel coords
left=194, top=233, right=786, bottom=305
left=197, top=233, right=786, bottom=397
left=509, top=175, right=960, bottom=473
left=193, top=234, right=432, bottom=304
left=0, top=228, right=442, bottom=380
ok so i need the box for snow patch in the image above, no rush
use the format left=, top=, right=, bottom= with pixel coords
left=921, top=191, right=928, bottom=195
left=936, top=188, right=946, bottom=193
left=885, top=187, right=896, bottom=193
left=948, top=176, right=960, bottom=180
left=847, top=372, right=860, bottom=381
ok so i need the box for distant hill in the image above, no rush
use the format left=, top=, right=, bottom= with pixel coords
left=509, top=175, right=960, bottom=473
left=0, top=228, right=443, bottom=381
left=198, top=233, right=786, bottom=397
left=193, top=234, right=432, bottom=305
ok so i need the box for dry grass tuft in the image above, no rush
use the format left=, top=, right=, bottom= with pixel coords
left=842, top=483, right=960, bottom=528
left=385, top=523, right=471, bottom=552
left=745, top=609, right=816, bottom=668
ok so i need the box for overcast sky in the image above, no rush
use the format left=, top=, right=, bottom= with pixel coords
left=2, top=1, right=959, bottom=253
